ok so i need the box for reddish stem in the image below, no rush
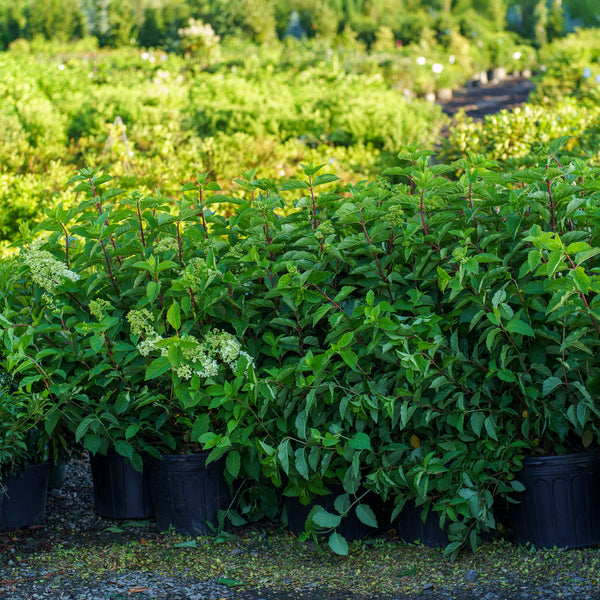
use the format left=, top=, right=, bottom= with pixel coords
left=100, top=239, right=120, bottom=297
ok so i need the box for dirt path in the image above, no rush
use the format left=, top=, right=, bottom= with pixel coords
left=439, top=74, right=535, bottom=121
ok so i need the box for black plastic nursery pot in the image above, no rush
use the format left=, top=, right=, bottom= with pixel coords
left=396, top=501, right=449, bottom=547
left=286, top=488, right=382, bottom=541
left=0, top=463, right=50, bottom=531
left=90, top=451, right=154, bottom=519
left=145, top=452, right=230, bottom=536
left=47, top=460, right=68, bottom=490
left=510, top=449, right=600, bottom=548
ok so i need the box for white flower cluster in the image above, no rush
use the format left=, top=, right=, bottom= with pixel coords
left=154, top=236, right=179, bottom=253
left=127, top=302, right=253, bottom=382
left=178, top=18, right=220, bottom=46
left=23, top=240, right=80, bottom=294
left=179, top=257, right=220, bottom=292
left=137, top=335, right=163, bottom=357
left=89, top=298, right=112, bottom=321
left=126, top=308, right=156, bottom=337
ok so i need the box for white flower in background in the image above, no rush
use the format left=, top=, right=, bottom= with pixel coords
left=432, top=63, right=444, bottom=74
left=513, top=51, right=522, bottom=60
left=58, top=64, right=65, bottom=71
left=448, top=55, right=456, bottom=64
left=416, top=56, right=426, bottom=66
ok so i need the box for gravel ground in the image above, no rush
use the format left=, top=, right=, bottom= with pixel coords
left=1, top=458, right=600, bottom=600
left=438, top=74, right=535, bottom=121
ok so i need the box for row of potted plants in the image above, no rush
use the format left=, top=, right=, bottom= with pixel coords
left=3, top=141, right=600, bottom=555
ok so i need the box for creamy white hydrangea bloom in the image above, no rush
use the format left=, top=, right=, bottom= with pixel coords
left=195, top=354, right=219, bottom=378
left=23, top=240, right=80, bottom=294
left=127, top=308, right=156, bottom=337
left=137, top=335, right=162, bottom=357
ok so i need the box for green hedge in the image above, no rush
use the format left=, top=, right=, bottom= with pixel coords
left=4, top=137, right=600, bottom=557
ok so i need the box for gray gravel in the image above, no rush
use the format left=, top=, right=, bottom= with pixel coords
left=0, top=457, right=255, bottom=600
left=1, top=458, right=599, bottom=600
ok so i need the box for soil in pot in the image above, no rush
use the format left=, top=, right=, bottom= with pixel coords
left=145, top=452, right=230, bottom=536
left=510, top=449, right=600, bottom=548
left=0, top=463, right=50, bottom=531
left=90, top=451, right=154, bottom=519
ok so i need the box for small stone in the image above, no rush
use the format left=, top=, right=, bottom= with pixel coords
left=465, top=568, right=479, bottom=582
left=422, top=582, right=434, bottom=590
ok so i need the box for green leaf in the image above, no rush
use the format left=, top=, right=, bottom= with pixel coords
left=566, top=242, right=591, bottom=254
left=470, top=411, right=485, bottom=437
left=145, top=356, right=171, bottom=380
left=313, top=173, right=341, bottom=186
left=543, top=376, right=562, bottom=397
left=312, top=509, right=341, bottom=528
left=583, top=430, right=594, bottom=448
left=505, top=319, right=535, bottom=337
left=167, top=301, right=181, bottom=330
left=218, top=577, right=243, bottom=588
left=527, top=249, right=541, bottom=272
left=84, top=433, right=102, bottom=455
left=548, top=136, right=571, bottom=155
left=349, top=432, right=372, bottom=451
left=573, top=266, right=591, bottom=293
left=125, top=424, right=140, bottom=440
left=280, top=180, right=309, bottom=191
left=90, top=335, right=104, bottom=353
left=497, top=369, right=517, bottom=383
left=484, top=416, right=498, bottom=441
left=339, top=348, right=358, bottom=370
left=157, top=260, right=178, bottom=272
left=295, top=447, right=309, bottom=480
left=510, top=480, right=526, bottom=493
left=174, top=540, right=198, bottom=548
left=576, top=247, right=600, bottom=267
left=114, top=440, right=134, bottom=460
left=356, top=504, right=378, bottom=528
left=443, top=540, right=462, bottom=559
left=226, top=450, right=241, bottom=478
left=147, top=281, right=159, bottom=304
left=437, top=267, right=451, bottom=292
left=328, top=532, right=349, bottom=555
left=546, top=250, right=564, bottom=277
left=312, top=304, right=333, bottom=327
left=277, top=439, right=290, bottom=475
left=44, top=407, right=61, bottom=435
